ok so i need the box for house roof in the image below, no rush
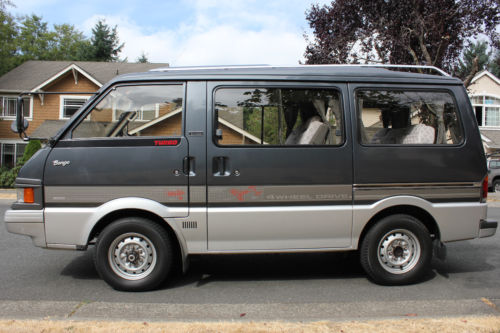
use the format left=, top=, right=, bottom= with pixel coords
left=480, top=129, right=500, bottom=149
left=0, top=60, right=169, bottom=93
left=471, top=70, right=500, bottom=86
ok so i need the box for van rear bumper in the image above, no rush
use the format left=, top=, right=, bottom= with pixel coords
left=479, top=219, right=498, bottom=238
left=4, top=209, right=46, bottom=247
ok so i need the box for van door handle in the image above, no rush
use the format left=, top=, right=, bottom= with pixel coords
left=214, top=156, right=230, bottom=176
left=183, top=156, right=195, bottom=176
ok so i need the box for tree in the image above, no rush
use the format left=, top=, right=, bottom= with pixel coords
left=17, top=14, right=56, bottom=61
left=51, top=24, right=92, bottom=61
left=0, top=0, right=18, bottom=75
left=304, top=0, right=499, bottom=77
left=89, top=19, right=124, bottom=62
left=456, top=41, right=492, bottom=85
left=491, top=49, right=500, bottom=78
left=136, top=51, right=149, bottom=63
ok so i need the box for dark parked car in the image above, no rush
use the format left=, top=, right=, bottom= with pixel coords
left=488, top=159, right=500, bottom=192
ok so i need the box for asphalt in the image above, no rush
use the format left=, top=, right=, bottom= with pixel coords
left=0, top=193, right=500, bottom=322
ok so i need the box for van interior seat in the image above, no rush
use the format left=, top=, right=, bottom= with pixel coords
left=401, top=124, right=435, bottom=144
left=371, top=124, right=435, bottom=144
left=285, top=116, right=329, bottom=145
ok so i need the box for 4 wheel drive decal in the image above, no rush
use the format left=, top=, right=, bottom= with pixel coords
left=167, top=190, right=185, bottom=200
left=230, top=186, right=263, bottom=201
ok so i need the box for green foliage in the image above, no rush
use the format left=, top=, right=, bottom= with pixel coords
left=0, top=5, right=126, bottom=76
left=491, top=50, right=500, bottom=78
left=456, top=41, right=492, bottom=80
left=0, top=140, right=41, bottom=188
left=0, top=0, right=18, bottom=75
left=89, top=19, right=124, bottom=62
left=136, top=51, right=149, bottom=63
left=20, top=140, right=41, bottom=163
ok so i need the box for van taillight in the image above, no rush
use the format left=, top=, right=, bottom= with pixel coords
left=482, top=176, right=488, bottom=202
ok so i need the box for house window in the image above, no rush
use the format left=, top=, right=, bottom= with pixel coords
left=471, top=95, right=500, bottom=127
left=60, top=96, right=89, bottom=119
left=0, top=142, right=27, bottom=169
left=0, top=97, right=30, bottom=118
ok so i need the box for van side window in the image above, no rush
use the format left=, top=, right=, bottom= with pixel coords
left=356, top=90, right=463, bottom=145
left=214, top=87, right=344, bottom=146
left=71, top=85, right=183, bottom=139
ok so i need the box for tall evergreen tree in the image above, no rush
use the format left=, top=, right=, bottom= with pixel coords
left=90, top=19, right=124, bottom=62
left=455, top=41, right=492, bottom=82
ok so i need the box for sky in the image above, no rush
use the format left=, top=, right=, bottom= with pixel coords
left=11, top=0, right=331, bottom=66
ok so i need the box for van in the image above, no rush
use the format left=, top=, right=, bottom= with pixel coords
left=5, top=65, right=497, bottom=291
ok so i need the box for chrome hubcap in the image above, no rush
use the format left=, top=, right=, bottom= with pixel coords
left=495, top=183, right=500, bottom=193
left=108, top=233, right=156, bottom=280
left=377, top=229, right=420, bottom=274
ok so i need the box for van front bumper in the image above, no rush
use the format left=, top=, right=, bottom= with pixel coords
left=4, top=209, right=46, bottom=247
left=479, top=219, right=498, bottom=238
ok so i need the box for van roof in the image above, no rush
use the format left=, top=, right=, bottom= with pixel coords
left=106, top=64, right=463, bottom=86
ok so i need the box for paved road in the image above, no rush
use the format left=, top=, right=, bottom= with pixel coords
left=0, top=200, right=499, bottom=321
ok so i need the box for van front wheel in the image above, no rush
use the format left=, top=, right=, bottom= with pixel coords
left=360, top=214, right=432, bottom=285
left=94, top=217, right=173, bottom=291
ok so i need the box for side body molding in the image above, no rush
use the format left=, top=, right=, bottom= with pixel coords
left=44, top=197, right=189, bottom=257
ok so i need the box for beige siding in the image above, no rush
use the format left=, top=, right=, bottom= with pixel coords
left=468, top=75, right=500, bottom=97
left=0, top=72, right=98, bottom=139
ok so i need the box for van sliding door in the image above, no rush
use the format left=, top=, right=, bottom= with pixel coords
left=206, top=81, right=353, bottom=251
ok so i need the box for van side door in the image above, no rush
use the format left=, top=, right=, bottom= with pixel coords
left=206, top=81, right=353, bottom=251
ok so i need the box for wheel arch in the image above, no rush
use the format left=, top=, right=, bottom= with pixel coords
left=87, top=208, right=185, bottom=272
left=356, top=204, right=440, bottom=249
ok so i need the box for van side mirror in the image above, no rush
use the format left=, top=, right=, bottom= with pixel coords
left=11, top=96, right=29, bottom=135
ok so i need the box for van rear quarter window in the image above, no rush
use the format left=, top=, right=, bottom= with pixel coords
left=214, top=87, right=344, bottom=146
left=356, top=90, right=464, bottom=145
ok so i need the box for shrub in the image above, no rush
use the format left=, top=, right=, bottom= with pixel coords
left=0, top=140, right=42, bottom=188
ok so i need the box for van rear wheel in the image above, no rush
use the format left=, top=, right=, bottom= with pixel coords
left=360, top=214, right=432, bottom=285
left=94, top=217, right=173, bottom=291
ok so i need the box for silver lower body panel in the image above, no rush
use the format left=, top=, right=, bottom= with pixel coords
left=4, top=210, right=46, bottom=247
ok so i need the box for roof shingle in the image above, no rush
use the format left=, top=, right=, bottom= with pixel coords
left=0, top=60, right=169, bottom=92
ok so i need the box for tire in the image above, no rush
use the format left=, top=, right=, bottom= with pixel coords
left=94, top=217, right=173, bottom=291
left=494, top=180, right=500, bottom=193
left=360, top=214, right=432, bottom=285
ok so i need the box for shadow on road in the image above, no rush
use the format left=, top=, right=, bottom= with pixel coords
left=59, top=238, right=497, bottom=290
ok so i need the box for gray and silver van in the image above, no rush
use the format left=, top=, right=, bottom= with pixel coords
left=5, top=65, right=497, bottom=291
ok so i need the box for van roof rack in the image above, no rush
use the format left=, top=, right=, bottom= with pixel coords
left=150, top=64, right=449, bottom=77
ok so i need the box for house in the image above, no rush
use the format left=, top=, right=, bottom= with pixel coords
left=467, top=70, right=500, bottom=155
left=0, top=60, right=169, bottom=168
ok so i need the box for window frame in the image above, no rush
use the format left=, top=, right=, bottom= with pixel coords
left=0, top=95, right=32, bottom=120
left=0, top=141, right=27, bottom=168
left=63, top=82, right=186, bottom=141
left=470, top=93, right=500, bottom=128
left=212, top=84, right=346, bottom=148
left=355, top=87, right=465, bottom=147
left=59, top=95, right=91, bottom=120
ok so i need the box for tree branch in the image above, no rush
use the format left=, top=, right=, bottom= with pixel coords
left=463, top=56, right=479, bottom=87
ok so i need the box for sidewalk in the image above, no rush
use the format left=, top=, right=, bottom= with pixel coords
left=0, top=189, right=15, bottom=200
